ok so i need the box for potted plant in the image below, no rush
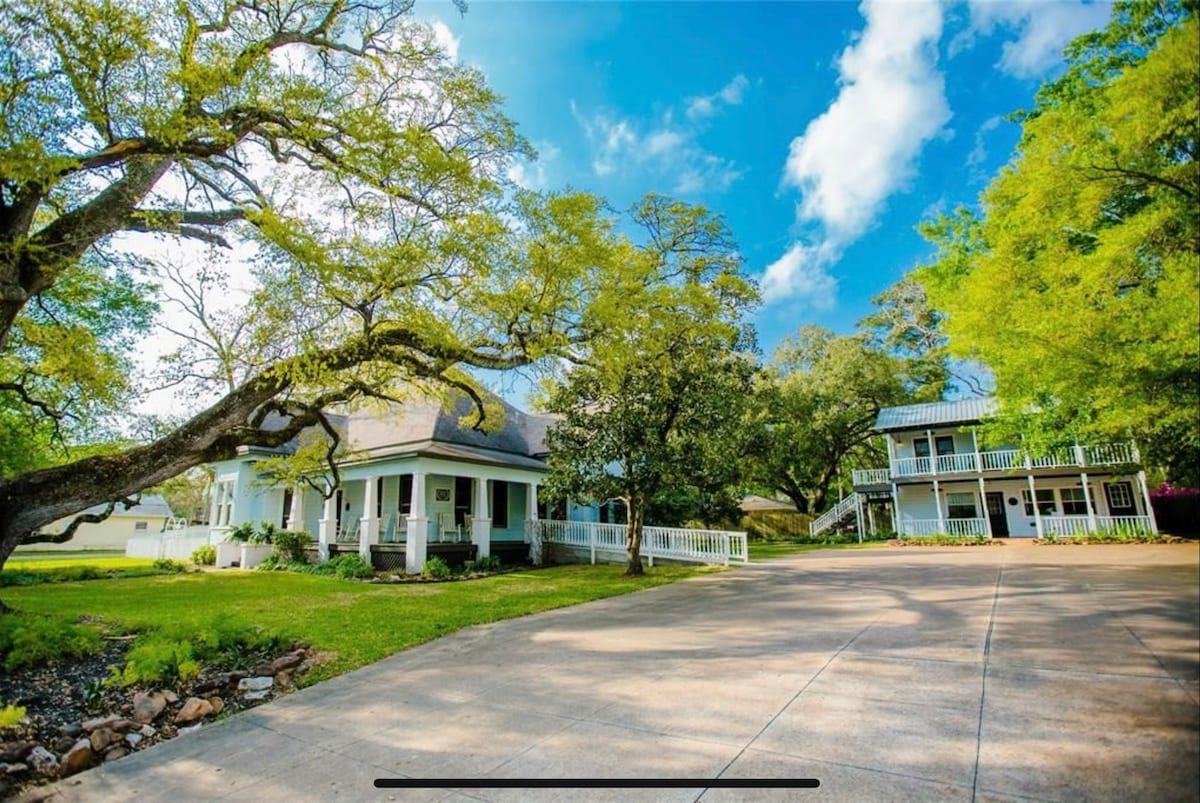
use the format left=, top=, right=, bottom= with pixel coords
left=240, top=522, right=276, bottom=569
left=216, top=521, right=256, bottom=568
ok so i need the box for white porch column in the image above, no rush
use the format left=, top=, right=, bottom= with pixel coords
left=854, top=493, right=864, bottom=544
left=971, top=428, right=983, bottom=473
left=405, top=472, right=428, bottom=574
left=978, top=476, right=992, bottom=537
left=360, top=475, right=380, bottom=560
left=1080, top=472, right=1098, bottom=533
left=526, top=482, right=542, bottom=566
left=318, top=488, right=337, bottom=562
left=933, top=478, right=945, bottom=533
left=927, top=429, right=937, bottom=476
left=1136, top=470, right=1159, bottom=532
left=890, top=481, right=901, bottom=535
left=287, top=486, right=304, bottom=533
left=867, top=503, right=877, bottom=537
left=1027, top=474, right=1043, bottom=537
left=472, top=477, right=492, bottom=559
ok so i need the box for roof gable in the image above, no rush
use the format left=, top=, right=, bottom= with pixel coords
left=874, top=398, right=998, bottom=432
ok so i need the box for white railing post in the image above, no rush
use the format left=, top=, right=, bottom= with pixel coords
left=1137, top=470, right=1159, bottom=533
left=590, top=522, right=596, bottom=565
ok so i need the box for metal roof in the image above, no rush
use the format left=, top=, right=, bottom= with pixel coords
left=76, top=494, right=175, bottom=519
left=874, top=398, right=998, bottom=432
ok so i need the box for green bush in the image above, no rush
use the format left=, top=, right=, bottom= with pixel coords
left=897, top=535, right=993, bottom=546
left=152, top=558, right=187, bottom=572
left=272, top=530, right=313, bottom=563
left=191, top=545, right=217, bottom=565
left=0, top=613, right=103, bottom=672
left=112, top=618, right=291, bottom=687
left=473, top=554, right=503, bottom=572
left=227, top=522, right=256, bottom=542
left=422, top=556, right=451, bottom=579
left=250, top=521, right=278, bottom=545
left=113, top=637, right=200, bottom=687
left=1, top=701, right=26, bottom=728
left=324, top=553, right=375, bottom=579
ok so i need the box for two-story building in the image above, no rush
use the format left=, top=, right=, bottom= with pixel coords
left=816, top=398, right=1158, bottom=538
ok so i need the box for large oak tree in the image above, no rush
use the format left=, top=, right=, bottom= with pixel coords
left=0, top=0, right=622, bottom=569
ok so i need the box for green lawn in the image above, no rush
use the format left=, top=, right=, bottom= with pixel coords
left=2, top=564, right=714, bottom=682
left=748, top=540, right=889, bottom=561
left=5, top=556, right=155, bottom=571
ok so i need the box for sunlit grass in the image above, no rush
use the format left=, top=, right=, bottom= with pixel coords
left=3, top=564, right=716, bottom=682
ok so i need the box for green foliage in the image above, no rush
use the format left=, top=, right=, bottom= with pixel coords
left=0, top=701, right=26, bottom=728
left=542, top=195, right=759, bottom=573
left=0, top=560, right=184, bottom=587
left=473, top=554, right=503, bottom=572
left=82, top=678, right=105, bottom=711
left=112, top=617, right=290, bottom=687
left=152, top=558, right=186, bottom=573
left=191, top=545, right=216, bottom=565
left=249, top=522, right=277, bottom=545
left=897, top=536, right=995, bottom=546
left=748, top=326, right=919, bottom=514
left=152, top=468, right=212, bottom=525
left=917, top=3, right=1199, bottom=480
left=0, top=612, right=103, bottom=671
left=323, top=554, right=374, bottom=579
left=422, top=557, right=452, bottom=579
left=272, top=530, right=313, bottom=563
left=227, top=522, right=256, bottom=543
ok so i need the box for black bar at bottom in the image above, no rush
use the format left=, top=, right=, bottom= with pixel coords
left=374, top=779, right=819, bottom=789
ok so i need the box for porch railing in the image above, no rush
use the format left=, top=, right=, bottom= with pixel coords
left=858, top=441, right=1139, bottom=483
left=809, top=493, right=860, bottom=536
left=534, top=520, right=747, bottom=566
left=903, top=517, right=987, bottom=537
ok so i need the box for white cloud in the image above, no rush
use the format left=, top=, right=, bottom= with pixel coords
left=429, top=19, right=461, bottom=62
left=686, top=74, right=750, bottom=121
left=961, top=1, right=1111, bottom=78
left=766, top=0, right=950, bottom=306
left=783, top=0, right=949, bottom=241
left=507, top=142, right=560, bottom=190
left=761, top=241, right=839, bottom=307
left=572, top=102, right=742, bottom=195
left=966, top=114, right=1003, bottom=167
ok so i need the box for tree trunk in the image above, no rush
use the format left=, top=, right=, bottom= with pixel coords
left=624, top=497, right=645, bottom=576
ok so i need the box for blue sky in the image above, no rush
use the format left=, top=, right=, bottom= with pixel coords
left=418, top=0, right=1112, bottom=364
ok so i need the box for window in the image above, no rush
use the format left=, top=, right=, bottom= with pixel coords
left=398, top=475, right=413, bottom=516
left=946, top=492, right=977, bottom=519
left=935, top=436, right=956, bottom=456
left=492, top=480, right=509, bottom=528
left=281, top=488, right=294, bottom=529
left=213, top=479, right=235, bottom=526
left=914, top=438, right=931, bottom=458
left=454, top=477, right=473, bottom=526
left=1060, top=487, right=1089, bottom=516
left=1106, top=482, right=1134, bottom=510
left=134, top=521, right=148, bottom=532
left=1022, top=489, right=1057, bottom=516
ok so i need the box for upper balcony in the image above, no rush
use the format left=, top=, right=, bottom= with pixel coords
left=853, top=442, right=1139, bottom=487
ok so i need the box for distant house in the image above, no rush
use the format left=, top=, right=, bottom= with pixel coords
left=739, top=495, right=799, bottom=513
left=20, top=494, right=176, bottom=552
left=812, top=398, right=1158, bottom=538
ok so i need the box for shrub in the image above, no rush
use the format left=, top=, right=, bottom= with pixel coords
left=324, top=553, right=375, bottom=579
left=0, top=613, right=103, bottom=672
left=250, top=521, right=278, bottom=545
left=422, top=556, right=451, bottom=579
left=474, top=554, right=503, bottom=572
left=152, top=558, right=187, bottom=572
left=896, top=535, right=994, bottom=546
left=272, top=530, right=313, bottom=563
left=227, top=522, right=256, bottom=542
left=113, top=637, right=201, bottom=687
left=0, top=701, right=26, bottom=728
left=191, top=545, right=217, bottom=565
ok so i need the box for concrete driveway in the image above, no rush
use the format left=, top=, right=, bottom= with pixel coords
left=30, top=543, right=1199, bottom=802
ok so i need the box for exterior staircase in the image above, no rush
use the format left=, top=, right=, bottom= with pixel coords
left=810, top=493, right=860, bottom=536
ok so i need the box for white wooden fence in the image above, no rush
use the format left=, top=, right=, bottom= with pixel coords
left=534, top=520, right=748, bottom=566
left=125, top=526, right=217, bottom=560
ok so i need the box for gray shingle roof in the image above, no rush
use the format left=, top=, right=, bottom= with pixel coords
left=76, top=494, right=175, bottom=519
left=874, top=398, right=998, bottom=432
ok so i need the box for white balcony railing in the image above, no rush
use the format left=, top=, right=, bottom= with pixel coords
left=856, top=441, right=1139, bottom=484
left=534, top=520, right=748, bottom=566
left=810, top=493, right=860, bottom=536
left=1041, top=516, right=1093, bottom=536
left=904, top=518, right=988, bottom=537
left=1094, top=515, right=1153, bottom=533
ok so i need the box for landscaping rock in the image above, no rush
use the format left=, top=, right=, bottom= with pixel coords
left=59, top=722, right=83, bottom=738
left=104, top=746, right=127, bottom=761
left=138, top=725, right=156, bottom=739
left=52, top=736, right=76, bottom=754
left=125, top=732, right=143, bottom=749
left=26, top=746, right=58, bottom=777
left=3, top=762, right=28, bottom=775
left=59, top=740, right=96, bottom=778
left=209, top=697, right=224, bottom=715
left=177, top=724, right=203, bottom=736
left=132, top=691, right=167, bottom=724
left=162, top=691, right=179, bottom=704
left=238, top=676, right=273, bottom=692
left=271, top=654, right=301, bottom=672
left=81, top=715, right=122, bottom=733
left=174, top=698, right=214, bottom=725
left=89, top=727, right=119, bottom=752
left=275, top=671, right=292, bottom=688
left=251, top=663, right=277, bottom=677
left=0, top=743, right=33, bottom=763
left=243, top=690, right=270, bottom=702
